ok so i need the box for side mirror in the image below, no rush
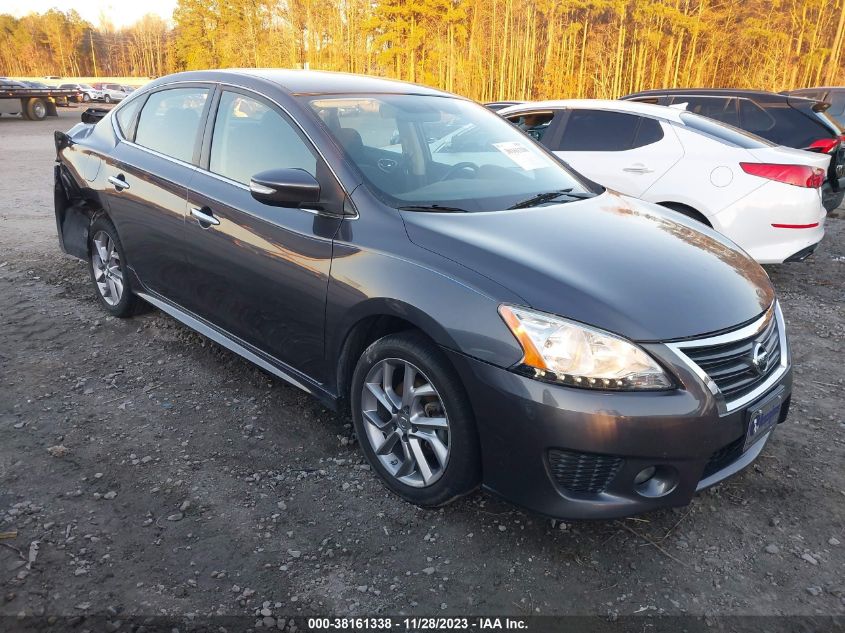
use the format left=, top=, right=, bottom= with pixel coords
left=249, top=168, right=320, bottom=207
left=81, top=107, right=109, bottom=124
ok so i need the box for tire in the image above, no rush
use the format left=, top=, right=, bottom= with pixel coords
left=82, top=93, right=91, bottom=102
left=104, top=95, right=112, bottom=104
left=87, top=216, right=141, bottom=318
left=350, top=331, right=481, bottom=507
left=25, top=98, right=47, bottom=121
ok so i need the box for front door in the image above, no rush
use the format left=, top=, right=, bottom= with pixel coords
left=182, top=89, right=345, bottom=381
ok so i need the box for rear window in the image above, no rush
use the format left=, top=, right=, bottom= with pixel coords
left=679, top=112, right=772, bottom=149
left=738, top=99, right=776, bottom=135
left=752, top=96, right=835, bottom=147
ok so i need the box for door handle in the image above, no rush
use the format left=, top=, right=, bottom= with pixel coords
left=623, top=165, right=654, bottom=174
left=190, top=206, right=220, bottom=227
left=108, top=175, right=130, bottom=190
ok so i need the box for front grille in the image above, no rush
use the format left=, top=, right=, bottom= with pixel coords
left=702, top=435, right=744, bottom=479
left=548, top=449, right=623, bottom=494
left=680, top=312, right=781, bottom=403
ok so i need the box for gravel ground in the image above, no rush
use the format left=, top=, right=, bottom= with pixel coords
left=0, top=110, right=843, bottom=625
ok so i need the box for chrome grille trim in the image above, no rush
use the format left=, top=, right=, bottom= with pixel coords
left=666, top=302, right=789, bottom=413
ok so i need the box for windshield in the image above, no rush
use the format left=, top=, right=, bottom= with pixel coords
left=307, top=94, right=599, bottom=212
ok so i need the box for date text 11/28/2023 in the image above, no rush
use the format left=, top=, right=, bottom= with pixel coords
left=306, top=617, right=529, bottom=630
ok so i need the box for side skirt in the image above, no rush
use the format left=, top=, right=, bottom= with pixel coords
left=135, top=290, right=339, bottom=411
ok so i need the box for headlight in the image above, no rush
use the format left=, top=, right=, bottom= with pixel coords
left=499, top=305, right=672, bottom=390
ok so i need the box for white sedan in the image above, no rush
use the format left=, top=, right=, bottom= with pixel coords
left=499, top=100, right=830, bottom=263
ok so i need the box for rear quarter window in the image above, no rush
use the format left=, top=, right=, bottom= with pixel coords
left=632, top=117, right=664, bottom=147
left=115, top=96, right=144, bottom=139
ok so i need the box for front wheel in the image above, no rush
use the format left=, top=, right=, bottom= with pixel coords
left=87, top=217, right=140, bottom=318
left=350, top=331, right=481, bottom=507
left=82, top=93, right=91, bottom=102
left=104, top=95, right=112, bottom=104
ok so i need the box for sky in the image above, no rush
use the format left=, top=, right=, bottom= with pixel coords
left=3, top=0, right=178, bottom=28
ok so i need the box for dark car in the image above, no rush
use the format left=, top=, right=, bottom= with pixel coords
left=784, top=87, right=845, bottom=128
left=54, top=70, right=791, bottom=520
left=622, top=88, right=845, bottom=211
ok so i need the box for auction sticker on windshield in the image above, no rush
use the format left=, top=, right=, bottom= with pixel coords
left=492, top=141, right=549, bottom=170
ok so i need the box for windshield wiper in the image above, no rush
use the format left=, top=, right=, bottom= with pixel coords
left=507, top=189, right=596, bottom=210
left=398, top=204, right=469, bottom=213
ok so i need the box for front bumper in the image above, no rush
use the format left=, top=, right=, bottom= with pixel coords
left=444, top=322, right=792, bottom=520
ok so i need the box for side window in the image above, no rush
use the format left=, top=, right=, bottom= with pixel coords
left=505, top=111, right=555, bottom=142
left=827, top=91, right=845, bottom=118
left=631, top=117, right=664, bottom=147
left=738, top=99, right=776, bottom=134
left=559, top=110, right=639, bottom=151
left=670, top=96, right=739, bottom=127
left=135, top=87, right=208, bottom=163
left=115, top=96, right=144, bottom=139
left=210, top=91, right=317, bottom=185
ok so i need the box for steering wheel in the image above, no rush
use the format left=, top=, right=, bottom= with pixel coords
left=437, top=161, right=479, bottom=182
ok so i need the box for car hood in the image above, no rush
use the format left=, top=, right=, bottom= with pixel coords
left=401, top=192, right=774, bottom=342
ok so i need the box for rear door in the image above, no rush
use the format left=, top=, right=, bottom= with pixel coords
left=549, top=109, right=683, bottom=197
left=101, top=85, right=211, bottom=305
left=182, top=87, right=345, bottom=378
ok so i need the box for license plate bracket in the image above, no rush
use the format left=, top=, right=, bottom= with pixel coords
left=744, top=387, right=785, bottom=452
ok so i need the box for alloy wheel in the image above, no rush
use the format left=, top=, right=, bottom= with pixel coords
left=32, top=100, right=46, bottom=119
left=91, top=231, right=124, bottom=306
left=360, top=358, right=450, bottom=488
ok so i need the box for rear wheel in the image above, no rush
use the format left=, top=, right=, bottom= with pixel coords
left=87, top=217, right=140, bottom=318
left=350, top=331, right=481, bottom=507
left=25, top=98, right=47, bottom=121
left=104, top=95, right=112, bottom=104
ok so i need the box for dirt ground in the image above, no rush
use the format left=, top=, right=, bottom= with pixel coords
left=0, top=109, right=843, bottom=626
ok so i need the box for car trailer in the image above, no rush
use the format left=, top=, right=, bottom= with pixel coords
left=0, top=84, right=81, bottom=121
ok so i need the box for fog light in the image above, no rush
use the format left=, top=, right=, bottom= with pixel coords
left=633, top=465, right=679, bottom=498
left=634, top=466, right=657, bottom=485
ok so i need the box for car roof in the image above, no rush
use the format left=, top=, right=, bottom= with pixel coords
left=624, top=88, right=790, bottom=101
left=786, top=86, right=844, bottom=92
left=498, top=98, right=686, bottom=122
left=146, top=69, right=454, bottom=98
